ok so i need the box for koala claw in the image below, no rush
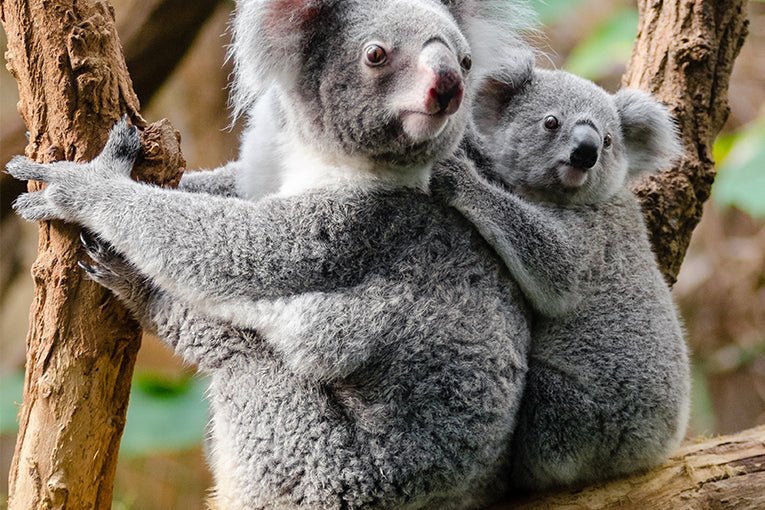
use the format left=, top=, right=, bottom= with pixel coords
left=77, top=260, right=99, bottom=276
left=79, top=230, right=110, bottom=259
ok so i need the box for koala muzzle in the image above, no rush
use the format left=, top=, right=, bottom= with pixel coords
left=569, top=124, right=601, bottom=170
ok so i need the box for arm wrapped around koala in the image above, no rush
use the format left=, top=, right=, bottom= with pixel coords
left=433, top=154, right=588, bottom=317
left=178, top=162, right=242, bottom=198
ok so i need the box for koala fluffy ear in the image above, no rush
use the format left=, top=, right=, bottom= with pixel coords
left=473, top=57, right=533, bottom=135
left=614, top=89, right=683, bottom=176
left=444, top=0, right=537, bottom=80
left=230, top=0, right=326, bottom=119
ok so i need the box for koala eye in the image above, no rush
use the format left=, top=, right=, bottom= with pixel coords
left=603, top=133, right=613, bottom=149
left=544, top=115, right=560, bottom=131
left=364, top=44, right=388, bottom=67
left=460, top=55, right=473, bottom=73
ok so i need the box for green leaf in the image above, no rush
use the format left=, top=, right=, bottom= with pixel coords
left=528, top=0, right=588, bottom=25
left=0, top=372, right=24, bottom=435
left=564, top=9, right=639, bottom=81
left=713, top=117, right=765, bottom=218
left=120, top=373, right=209, bottom=458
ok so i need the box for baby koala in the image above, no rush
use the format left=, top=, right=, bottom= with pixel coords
left=434, top=67, right=691, bottom=490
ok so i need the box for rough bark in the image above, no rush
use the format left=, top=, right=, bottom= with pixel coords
left=0, top=1, right=184, bottom=508
left=0, top=0, right=221, bottom=222
left=496, top=425, right=765, bottom=510
left=627, top=0, right=750, bottom=285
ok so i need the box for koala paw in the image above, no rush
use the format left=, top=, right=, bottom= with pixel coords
left=6, top=116, right=141, bottom=224
left=79, top=230, right=147, bottom=305
left=430, top=162, right=463, bottom=204
left=11, top=190, right=62, bottom=222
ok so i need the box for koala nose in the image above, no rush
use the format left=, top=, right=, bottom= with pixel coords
left=427, top=68, right=464, bottom=115
left=569, top=124, right=601, bottom=170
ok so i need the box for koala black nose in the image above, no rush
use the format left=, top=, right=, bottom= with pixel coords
left=569, top=124, right=601, bottom=170
left=570, top=143, right=599, bottom=169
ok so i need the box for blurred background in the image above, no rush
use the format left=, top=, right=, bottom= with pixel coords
left=0, top=0, right=763, bottom=508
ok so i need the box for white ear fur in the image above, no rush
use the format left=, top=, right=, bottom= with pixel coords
left=229, top=0, right=324, bottom=121
left=455, top=0, right=538, bottom=81
left=614, top=89, right=683, bottom=176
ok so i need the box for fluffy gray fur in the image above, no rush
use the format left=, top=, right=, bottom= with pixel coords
left=9, top=0, right=535, bottom=507
left=432, top=68, right=690, bottom=490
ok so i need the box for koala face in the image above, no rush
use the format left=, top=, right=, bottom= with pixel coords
left=232, top=0, right=534, bottom=170
left=301, top=0, right=475, bottom=167
left=234, top=0, right=472, bottom=168
left=477, top=69, right=682, bottom=205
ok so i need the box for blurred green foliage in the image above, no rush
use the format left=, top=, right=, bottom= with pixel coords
left=0, top=372, right=23, bottom=435
left=529, top=0, right=588, bottom=25
left=121, top=373, right=209, bottom=458
left=713, top=116, right=765, bottom=218
left=565, top=9, right=639, bottom=80
left=0, top=371, right=208, bottom=457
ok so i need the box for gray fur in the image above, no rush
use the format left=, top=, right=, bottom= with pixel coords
left=9, top=1, right=535, bottom=507
left=432, top=68, right=690, bottom=490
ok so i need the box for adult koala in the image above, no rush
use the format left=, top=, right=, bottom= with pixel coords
left=433, top=67, right=691, bottom=490
left=9, top=1, right=535, bottom=508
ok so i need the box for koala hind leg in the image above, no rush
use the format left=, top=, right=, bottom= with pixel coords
left=510, top=362, right=604, bottom=490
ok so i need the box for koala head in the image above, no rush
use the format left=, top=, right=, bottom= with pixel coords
left=231, top=0, right=533, bottom=170
left=476, top=68, right=682, bottom=205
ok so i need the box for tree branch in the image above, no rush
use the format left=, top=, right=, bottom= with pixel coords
left=1, top=0, right=183, bottom=507
left=496, top=426, right=765, bottom=510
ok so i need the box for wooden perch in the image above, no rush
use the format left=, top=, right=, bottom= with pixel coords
left=495, top=425, right=765, bottom=510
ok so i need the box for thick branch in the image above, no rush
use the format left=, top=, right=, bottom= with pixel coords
left=496, top=426, right=765, bottom=510
left=0, top=1, right=183, bottom=508
left=627, top=0, right=749, bottom=284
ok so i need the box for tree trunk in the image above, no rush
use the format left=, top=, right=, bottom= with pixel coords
left=0, top=0, right=222, bottom=304
left=0, top=1, right=183, bottom=508
left=628, top=0, right=750, bottom=285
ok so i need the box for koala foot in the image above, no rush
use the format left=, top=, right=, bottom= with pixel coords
left=78, top=230, right=148, bottom=305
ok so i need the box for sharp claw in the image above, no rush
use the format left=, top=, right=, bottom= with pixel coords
left=79, top=230, right=99, bottom=252
left=77, top=260, right=97, bottom=274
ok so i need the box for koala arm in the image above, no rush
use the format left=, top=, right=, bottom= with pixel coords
left=79, top=233, right=258, bottom=371
left=433, top=155, right=586, bottom=317
left=8, top=121, right=363, bottom=330
left=178, top=162, right=242, bottom=197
